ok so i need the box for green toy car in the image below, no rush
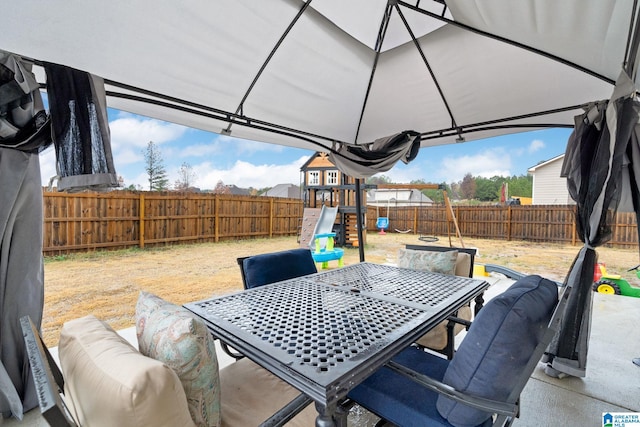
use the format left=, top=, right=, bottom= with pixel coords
left=593, top=264, right=640, bottom=298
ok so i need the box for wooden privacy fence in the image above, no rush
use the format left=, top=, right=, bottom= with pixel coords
left=42, top=191, right=638, bottom=254
left=366, top=204, right=639, bottom=248
left=43, top=191, right=303, bottom=254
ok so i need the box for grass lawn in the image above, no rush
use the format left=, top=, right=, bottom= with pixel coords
left=41, top=232, right=639, bottom=346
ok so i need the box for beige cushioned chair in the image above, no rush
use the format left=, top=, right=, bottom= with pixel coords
left=21, top=311, right=317, bottom=427
left=400, top=245, right=477, bottom=359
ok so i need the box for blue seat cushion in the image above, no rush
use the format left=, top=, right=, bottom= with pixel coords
left=242, top=248, right=317, bottom=288
left=348, top=346, right=455, bottom=427
left=436, top=275, right=558, bottom=427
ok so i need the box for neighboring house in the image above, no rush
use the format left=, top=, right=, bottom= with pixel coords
left=225, top=184, right=251, bottom=195
left=367, top=188, right=433, bottom=207
left=262, top=183, right=301, bottom=199
left=527, top=154, right=574, bottom=205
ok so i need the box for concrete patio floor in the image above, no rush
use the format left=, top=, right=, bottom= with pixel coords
left=3, top=275, right=639, bottom=427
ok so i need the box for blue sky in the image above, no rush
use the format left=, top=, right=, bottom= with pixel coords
left=38, top=109, right=572, bottom=190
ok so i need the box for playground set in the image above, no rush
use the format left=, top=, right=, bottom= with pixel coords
left=374, top=183, right=464, bottom=247
left=299, top=152, right=367, bottom=249
left=298, top=153, right=466, bottom=269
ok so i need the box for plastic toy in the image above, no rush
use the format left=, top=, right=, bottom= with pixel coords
left=311, top=232, right=344, bottom=269
left=592, top=263, right=640, bottom=298
left=376, top=216, right=389, bottom=234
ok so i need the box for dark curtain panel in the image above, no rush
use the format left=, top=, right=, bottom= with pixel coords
left=44, top=63, right=118, bottom=192
left=544, top=71, right=640, bottom=378
left=0, top=51, right=50, bottom=420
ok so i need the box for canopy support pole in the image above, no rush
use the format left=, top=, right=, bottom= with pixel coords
left=355, top=178, right=365, bottom=262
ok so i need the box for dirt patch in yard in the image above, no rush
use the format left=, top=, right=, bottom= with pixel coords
left=42, top=233, right=639, bottom=346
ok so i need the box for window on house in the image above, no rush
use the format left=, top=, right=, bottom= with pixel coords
left=308, top=171, right=320, bottom=186
left=326, top=170, right=339, bottom=185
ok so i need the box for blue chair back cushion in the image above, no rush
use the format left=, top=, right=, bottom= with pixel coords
left=242, top=248, right=317, bottom=289
left=436, top=275, right=558, bottom=427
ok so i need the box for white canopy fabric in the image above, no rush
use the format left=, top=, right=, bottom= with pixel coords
left=1, top=0, right=636, bottom=153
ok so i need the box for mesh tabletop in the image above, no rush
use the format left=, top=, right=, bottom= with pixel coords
left=185, top=263, right=488, bottom=405
left=310, top=262, right=482, bottom=309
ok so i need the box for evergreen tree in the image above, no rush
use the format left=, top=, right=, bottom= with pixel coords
left=144, top=141, right=169, bottom=191
left=505, top=175, right=533, bottom=198
left=475, top=176, right=500, bottom=201
left=409, top=179, right=449, bottom=204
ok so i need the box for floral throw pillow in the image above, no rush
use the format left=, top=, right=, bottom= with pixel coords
left=136, top=291, right=221, bottom=427
left=397, top=248, right=458, bottom=275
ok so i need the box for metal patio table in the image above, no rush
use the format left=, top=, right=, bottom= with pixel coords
left=184, top=262, right=489, bottom=426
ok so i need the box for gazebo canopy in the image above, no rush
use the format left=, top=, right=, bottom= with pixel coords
left=2, top=0, right=636, bottom=152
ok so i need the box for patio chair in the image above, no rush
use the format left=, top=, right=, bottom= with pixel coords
left=20, top=313, right=316, bottom=427
left=227, top=248, right=319, bottom=359
left=344, top=275, right=564, bottom=427
left=237, top=248, right=317, bottom=289
left=402, top=244, right=478, bottom=359
left=20, top=316, right=75, bottom=427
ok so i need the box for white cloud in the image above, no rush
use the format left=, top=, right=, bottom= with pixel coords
left=233, top=138, right=285, bottom=155
left=39, top=147, right=58, bottom=186
left=528, top=139, right=545, bottom=153
left=195, top=156, right=310, bottom=189
left=114, top=147, right=144, bottom=166
left=109, top=115, right=188, bottom=150
left=194, top=135, right=286, bottom=157
left=125, top=171, right=152, bottom=190
left=179, top=143, right=222, bottom=158
left=383, top=165, right=426, bottom=184
left=437, top=149, right=512, bottom=183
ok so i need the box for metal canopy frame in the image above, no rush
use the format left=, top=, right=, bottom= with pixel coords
left=26, top=0, right=635, bottom=154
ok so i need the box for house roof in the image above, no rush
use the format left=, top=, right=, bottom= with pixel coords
left=262, top=183, right=301, bottom=198
left=367, top=188, right=433, bottom=204
left=300, top=152, right=337, bottom=171
left=528, top=154, right=565, bottom=172
left=226, top=185, right=251, bottom=196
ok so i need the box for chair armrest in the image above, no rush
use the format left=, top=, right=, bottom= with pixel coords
left=20, top=316, right=78, bottom=427
left=447, top=315, right=472, bottom=329
left=386, top=360, right=518, bottom=417
left=258, top=393, right=313, bottom=427
left=219, top=342, right=245, bottom=360
left=482, top=264, right=526, bottom=280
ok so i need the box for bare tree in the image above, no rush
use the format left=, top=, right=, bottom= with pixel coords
left=212, top=180, right=230, bottom=194
left=174, top=162, right=197, bottom=191
left=459, top=173, right=476, bottom=200
left=144, top=141, right=169, bottom=191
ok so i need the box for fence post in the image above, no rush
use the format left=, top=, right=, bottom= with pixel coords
left=214, top=194, right=219, bottom=243
left=506, top=205, right=512, bottom=241
left=269, top=198, right=274, bottom=238
left=572, top=207, right=577, bottom=246
left=139, top=193, right=145, bottom=249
